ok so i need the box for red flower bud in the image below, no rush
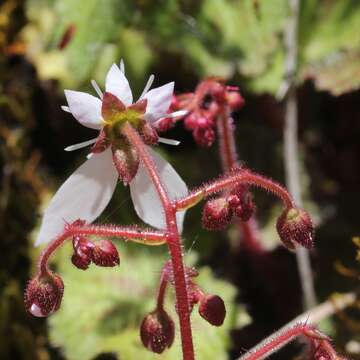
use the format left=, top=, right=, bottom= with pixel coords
left=72, top=235, right=94, bottom=270
left=71, top=253, right=91, bottom=270
left=199, top=294, right=226, bottom=326
left=276, top=207, right=314, bottom=249
left=197, top=117, right=211, bottom=129
left=233, top=191, right=255, bottom=222
left=91, top=240, right=120, bottom=267
left=226, top=91, right=245, bottom=110
left=202, top=197, right=233, bottom=231
left=140, top=309, right=175, bottom=354
left=184, top=113, right=198, bottom=130
left=24, top=272, right=64, bottom=317
left=193, top=127, right=215, bottom=147
left=112, top=144, right=139, bottom=185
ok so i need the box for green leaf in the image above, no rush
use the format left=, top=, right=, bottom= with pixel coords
left=49, top=243, right=241, bottom=360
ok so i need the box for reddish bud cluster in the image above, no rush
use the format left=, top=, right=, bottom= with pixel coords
left=72, top=234, right=120, bottom=270
left=276, top=207, right=314, bottom=250
left=166, top=79, right=244, bottom=147
left=202, top=184, right=255, bottom=231
left=24, top=271, right=64, bottom=317
left=140, top=308, right=175, bottom=354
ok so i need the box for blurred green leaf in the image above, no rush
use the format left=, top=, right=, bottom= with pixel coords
left=49, top=243, right=240, bottom=360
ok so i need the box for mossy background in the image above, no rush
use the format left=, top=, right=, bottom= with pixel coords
left=0, top=0, right=359, bottom=359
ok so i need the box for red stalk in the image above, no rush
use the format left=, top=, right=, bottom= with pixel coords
left=216, top=109, right=264, bottom=253
left=38, top=224, right=166, bottom=276
left=175, top=169, right=294, bottom=211
left=122, top=122, right=195, bottom=360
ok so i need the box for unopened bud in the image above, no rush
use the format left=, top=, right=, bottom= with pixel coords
left=226, top=91, right=245, bottom=110
left=184, top=113, right=198, bottom=130
left=112, top=144, right=139, bottom=185
left=233, top=191, right=255, bottom=222
left=276, top=207, right=314, bottom=249
left=24, top=272, right=64, bottom=317
left=193, top=127, right=215, bottom=147
left=140, top=309, right=175, bottom=354
left=91, top=240, right=120, bottom=267
left=199, top=294, right=226, bottom=326
left=202, top=197, right=233, bottom=231
left=71, top=235, right=94, bottom=270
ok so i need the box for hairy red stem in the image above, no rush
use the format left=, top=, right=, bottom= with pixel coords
left=175, top=170, right=294, bottom=211
left=122, top=122, right=195, bottom=360
left=38, top=224, right=167, bottom=276
left=216, top=110, right=264, bottom=252
left=239, top=323, right=312, bottom=360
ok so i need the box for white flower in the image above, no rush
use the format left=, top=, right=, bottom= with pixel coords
left=35, top=62, right=188, bottom=246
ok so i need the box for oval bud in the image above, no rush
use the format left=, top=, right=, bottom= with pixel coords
left=112, top=145, right=139, bottom=185
left=202, top=197, right=233, bottom=231
left=72, top=235, right=94, bottom=270
left=184, top=113, right=198, bottom=130
left=91, top=240, right=120, bottom=267
left=71, top=253, right=91, bottom=270
left=226, top=91, right=245, bottom=110
left=199, top=294, right=226, bottom=326
left=234, top=191, right=255, bottom=222
left=24, top=272, right=64, bottom=317
left=193, top=127, right=215, bottom=147
left=276, top=207, right=314, bottom=249
left=140, top=309, right=175, bottom=354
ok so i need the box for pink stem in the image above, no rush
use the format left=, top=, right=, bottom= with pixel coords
left=38, top=224, right=166, bottom=276
left=156, top=271, right=168, bottom=310
left=175, top=169, right=294, bottom=211
left=216, top=110, right=264, bottom=252
left=122, top=122, right=195, bottom=360
left=239, top=323, right=312, bottom=360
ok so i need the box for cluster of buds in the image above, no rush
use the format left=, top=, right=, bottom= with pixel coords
left=202, top=184, right=255, bottom=231
left=72, top=236, right=120, bottom=270
left=24, top=271, right=64, bottom=317
left=157, top=79, right=244, bottom=147
left=70, top=220, right=120, bottom=270
left=276, top=207, right=314, bottom=250
left=140, top=261, right=226, bottom=354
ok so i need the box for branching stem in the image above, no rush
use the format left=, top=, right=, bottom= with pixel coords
left=216, top=109, right=264, bottom=252
left=175, top=169, right=294, bottom=211
left=122, top=122, right=195, bottom=360
left=38, top=224, right=167, bottom=276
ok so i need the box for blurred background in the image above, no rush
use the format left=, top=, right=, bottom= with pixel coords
left=0, top=0, right=359, bottom=359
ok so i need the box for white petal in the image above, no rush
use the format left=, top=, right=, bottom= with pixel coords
left=64, top=138, right=98, bottom=151
left=119, top=59, right=125, bottom=74
left=35, top=148, right=118, bottom=246
left=64, top=90, right=103, bottom=130
left=105, top=63, right=133, bottom=106
left=158, top=137, right=180, bottom=146
left=91, top=79, right=103, bottom=99
left=138, top=74, right=155, bottom=100
left=143, top=82, right=174, bottom=123
left=130, top=147, right=188, bottom=232
left=61, top=105, right=71, bottom=113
